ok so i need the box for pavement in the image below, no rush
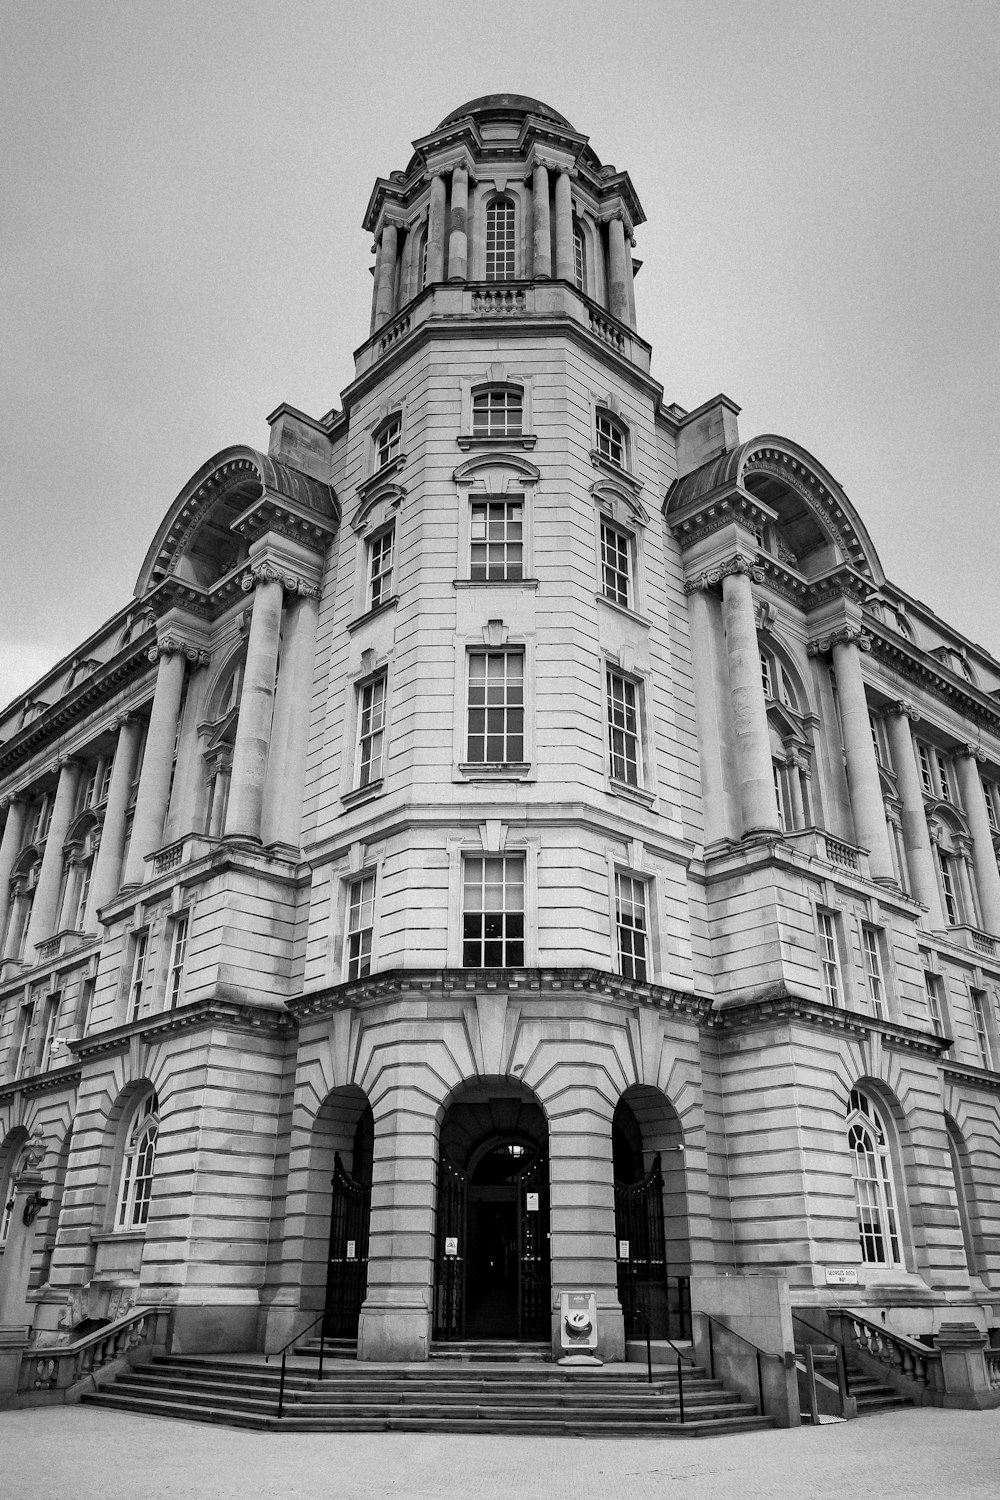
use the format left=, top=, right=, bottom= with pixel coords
left=4, top=1403, right=1000, bottom=1499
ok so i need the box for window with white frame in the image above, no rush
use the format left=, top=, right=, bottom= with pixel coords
left=969, top=988, right=992, bottom=1068
left=982, top=776, right=1000, bottom=834
left=472, top=386, right=523, bottom=438
left=470, top=500, right=523, bottom=581
left=167, top=912, right=189, bottom=1010
left=356, top=672, right=388, bottom=789
left=760, top=648, right=796, bottom=710
left=918, top=742, right=954, bottom=801
left=607, top=669, right=641, bottom=787
left=862, top=926, right=886, bottom=1019
left=346, top=873, right=376, bottom=980
left=39, top=992, right=61, bottom=1071
left=73, top=855, right=93, bottom=931
left=466, top=651, right=524, bottom=765
left=573, top=222, right=586, bottom=292
left=128, top=930, right=149, bottom=1023
left=818, top=911, right=842, bottom=1006
left=924, top=969, right=945, bottom=1031
left=29, top=795, right=51, bottom=846
left=14, top=1003, right=34, bottom=1078
left=368, top=525, right=395, bottom=610
left=600, top=520, right=631, bottom=608
left=485, top=198, right=516, bottom=281
left=615, top=872, right=648, bottom=981
left=937, top=848, right=961, bottom=925
left=99, top=750, right=115, bottom=805
left=374, top=415, right=401, bottom=470
left=0, top=1156, right=17, bottom=1244
left=115, top=1091, right=158, bottom=1231
left=848, top=1088, right=903, bottom=1266
left=462, top=854, right=525, bottom=967
left=596, top=409, right=627, bottom=468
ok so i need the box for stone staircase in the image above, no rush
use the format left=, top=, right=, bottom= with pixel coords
left=81, top=1350, right=774, bottom=1436
left=796, top=1338, right=914, bottom=1419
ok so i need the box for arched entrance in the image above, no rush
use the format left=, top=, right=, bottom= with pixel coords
left=434, top=1080, right=549, bottom=1342
left=305, top=1086, right=373, bottom=1339
left=613, top=1087, right=690, bottom=1340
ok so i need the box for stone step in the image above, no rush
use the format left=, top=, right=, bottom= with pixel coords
left=140, top=1354, right=709, bottom=1388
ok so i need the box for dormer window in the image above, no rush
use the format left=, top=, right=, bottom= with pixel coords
left=485, top=198, right=516, bottom=282
left=596, top=409, right=627, bottom=469
left=375, top=415, right=402, bottom=470
left=472, top=386, right=523, bottom=438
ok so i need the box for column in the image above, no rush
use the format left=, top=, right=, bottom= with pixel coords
left=684, top=583, right=735, bottom=844
left=829, top=630, right=895, bottom=881
left=262, top=588, right=320, bottom=851
left=122, top=643, right=189, bottom=885
left=608, top=214, right=630, bottom=323
left=162, top=661, right=212, bottom=845
left=425, top=173, right=446, bottom=283
left=532, top=162, right=551, bottom=278
left=224, top=566, right=285, bottom=844
left=23, top=759, right=81, bottom=957
left=885, top=704, right=943, bottom=923
left=554, top=167, right=573, bottom=280
left=87, top=715, right=144, bottom=918
left=447, top=165, right=468, bottom=281
left=624, top=226, right=637, bottom=328
left=548, top=1094, right=625, bottom=1362
left=0, top=799, right=28, bottom=944
left=373, top=222, right=399, bottom=330
left=785, top=749, right=806, bottom=829
left=717, top=560, right=781, bottom=837
left=956, top=748, right=1000, bottom=934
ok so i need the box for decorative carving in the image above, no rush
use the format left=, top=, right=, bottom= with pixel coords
left=807, top=627, right=872, bottom=657
left=960, top=743, right=986, bottom=762
left=888, top=699, right=920, bottom=722
left=149, top=636, right=210, bottom=667
left=482, top=619, right=509, bottom=648
left=240, top=563, right=319, bottom=598
left=15, top=1126, right=47, bottom=1180
left=683, top=556, right=764, bottom=594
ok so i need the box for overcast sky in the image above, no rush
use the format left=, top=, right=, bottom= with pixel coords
left=2, top=0, right=997, bottom=708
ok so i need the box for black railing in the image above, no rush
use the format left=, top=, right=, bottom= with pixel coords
left=635, top=1292, right=697, bottom=1426
left=701, top=1312, right=786, bottom=1418
left=791, top=1310, right=851, bottom=1399
left=265, top=1306, right=341, bottom=1419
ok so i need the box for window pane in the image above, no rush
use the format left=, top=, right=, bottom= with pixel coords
left=485, top=200, right=516, bottom=281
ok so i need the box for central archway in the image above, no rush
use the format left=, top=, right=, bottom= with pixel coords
left=434, top=1079, right=549, bottom=1342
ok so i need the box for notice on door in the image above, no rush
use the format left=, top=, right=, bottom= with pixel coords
left=525, top=1192, right=539, bottom=1211
left=618, top=1239, right=630, bottom=1260
left=444, top=1236, right=459, bottom=1257
left=346, top=1240, right=356, bottom=1261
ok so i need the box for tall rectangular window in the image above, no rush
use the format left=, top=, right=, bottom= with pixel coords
left=74, top=861, right=92, bottom=931
left=375, top=416, right=401, bottom=470
left=347, top=874, right=376, bottom=980
left=368, top=527, right=394, bottom=609
left=607, top=670, right=640, bottom=787
left=128, top=930, right=149, bottom=1023
left=357, top=673, right=387, bottom=788
left=14, top=1003, right=34, bottom=1078
left=862, top=926, right=886, bottom=1018
left=167, top=913, right=189, bottom=1010
left=600, top=521, right=630, bottom=607
left=573, top=225, right=586, bottom=291
left=462, top=855, right=525, bottom=968
left=924, top=971, right=944, bottom=1030
left=99, top=751, right=115, bottom=805
left=938, top=850, right=960, bottom=925
left=467, top=651, right=524, bottom=764
left=470, top=501, right=523, bottom=581
left=40, top=992, right=61, bottom=1070
left=970, top=989, right=992, bottom=1068
left=982, top=778, right=999, bottom=834
left=472, top=387, right=522, bottom=437
left=485, top=199, right=516, bottom=281
left=596, top=410, right=626, bottom=467
left=918, top=743, right=934, bottom=795
left=818, top=911, right=842, bottom=1006
left=615, top=873, right=648, bottom=981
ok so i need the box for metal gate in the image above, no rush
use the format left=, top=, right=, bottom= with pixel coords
left=433, top=1152, right=467, bottom=1339
left=323, top=1152, right=371, bottom=1338
left=515, top=1151, right=550, bottom=1340
left=614, top=1152, right=688, bottom=1340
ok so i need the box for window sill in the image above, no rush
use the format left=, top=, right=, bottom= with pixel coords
left=589, top=450, right=643, bottom=494
left=356, top=453, right=407, bottom=498
left=346, top=596, right=399, bottom=633
left=454, top=578, right=539, bottom=591
left=458, top=762, right=532, bottom=780
left=456, top=434, right=537, bottom=451
left=595, top=593, right=650, bottom=628
left=341, top=780, right=385, bottom=809
left=609, top=778, right=655, bottom=808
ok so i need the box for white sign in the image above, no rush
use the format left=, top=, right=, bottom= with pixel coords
left=618, top=1239, right=630, bottom=1261
left=825, top=1267, right=860, bottom=1286
left=444, top=1236, right=459, bottom=1257
left=560, top=1290, right=598, bottom=1354
left=525, top=1192, right=539, bottom=1212
left=346, top=1240, right=356, bottom=1261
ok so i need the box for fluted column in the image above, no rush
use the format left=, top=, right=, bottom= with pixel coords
left=261, top=588, right=320, bottom=850
left=373, top=222, right=399, bottom=330
left=824, top=629, right=894, bottom=881
left=123, top=641, right=191, bottom=885
left=714, top=559, right=781, bottom=836
left=224, top=566, right=285, bottom=843
left=0, top=798, right=28, bottom=944
left=88, top=715, right=144, bottom=918
left=425, top=173, right=446, bottom=283
left=532, top=163, right=551, bottom=278
left=447, top=165, right=468, bottom=281
left=554, top=168, right=574, bottom=280
left=23, top=759, right=81, bottom=956
left=957, top=747, right=1000, bottom=934
left=885, top=704, right=944, bottom=924
left=608, top=214, right=630, bottom=324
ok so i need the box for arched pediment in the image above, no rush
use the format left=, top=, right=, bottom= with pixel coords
left=452, top=452, right=541, bottom=488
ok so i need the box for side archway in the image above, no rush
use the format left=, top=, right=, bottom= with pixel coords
left=612, top=1085, right=690, bottom=1340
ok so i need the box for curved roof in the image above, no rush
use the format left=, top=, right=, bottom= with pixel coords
left=436, top=94, right=573, bottom=131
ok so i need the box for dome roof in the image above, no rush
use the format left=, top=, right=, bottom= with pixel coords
left=436, top=94, right=573, bottom=131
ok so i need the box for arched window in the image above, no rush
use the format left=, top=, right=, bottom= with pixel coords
left=202, top=652, right=246, bottom=838
left=573, top=221, right=587, bottom=292
left=485, top=198, right=516, bottom=282
left=115, top=1091, right=159, bottom=1231
left=847, top=1088, right=903, bottom=1266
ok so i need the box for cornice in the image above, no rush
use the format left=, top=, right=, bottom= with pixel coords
left=711, top=992, right=953, bottom=1056
left=942, top=1061, right=1000, bottom=1094
left=0, top=1062, right=82, bottom=1104
left=865, top=623, right=1000, bottom=735
left=70, top=997, right=295, bottom=1062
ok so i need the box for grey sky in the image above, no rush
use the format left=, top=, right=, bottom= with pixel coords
left=2, top=0, right=997, bottom=707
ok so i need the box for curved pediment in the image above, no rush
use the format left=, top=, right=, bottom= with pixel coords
left=452, top=452, right=541, bottom=488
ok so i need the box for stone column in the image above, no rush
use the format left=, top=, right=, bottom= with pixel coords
left=683, top=583, right=735, bottom=844
left=608, top=214, right=630, bottom=324
left=373, top=222, right=399, bottom=330
left=624, top=227, right=637, bottom=328
left=955, top=845, right=980, bottom=929
left=23, top=759, right=81, bottom=957
left=554, top=168, right=574, bottom=280
left=532, top=162, right=551, bottom=278
left=162, top=662, right=212, bottom=845
left=785, top=749, right=806, bottom=829
left=224, top=566, right=285, bottom=844
left=0, top=799, right=28, bottom=945
left=425, top=173, right=447, bottom=283
left=447, top=165, right=468, bottom=281
left=122, top=641, right=191, bottom=886
left=956, top=748, right=1000, bottom=935
left=262, top=588, right=320, bottom=851
left=87, top=716, right=144, bottom=920
left=885, top=704, right=944, bottom=924
left=826, top=629, right=895, bottom=881
left=716, top=559, right=781, bottom=837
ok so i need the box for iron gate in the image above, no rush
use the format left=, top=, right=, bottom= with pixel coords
left=614, top=1152, right=688, bottom=1340
left=516, top=1151, right=550, bottom=1340
left=433, top=1152, right=467, bottom=1339
left=323, top=1152, right=371, bottom=1338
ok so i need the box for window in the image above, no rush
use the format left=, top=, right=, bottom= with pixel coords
left=30, top=796, right=51, bottom=846
left=573, top=222, right=586, bottom=291
left=982, top=778, right=1000, bottom=834
left=772, top=762, right=789, bottom=833
left=368, top=526, right=395, bottom=609
left=924, top=970, right=944, bottom=1031
left=818, top=911, right=842, bottom=1006
left=596, top=410, right=626, bottom=468
left=346, top=874, right=376, bottom=980
left=167, top=913, right=189, bottom=1010
left=760, top=651, right=773, bottom=700
left=607, top=669, right=640, bottom=787
left=485, top=198, right=516, bottom=281
left=79, top=763, right=99, bottom=812
left=356, top=673, right=388, bottom=789
left=115, top=1091, right=158, bottom=1231
left=937, top=849, right=960, bottom=925
left=760, top=649, right=796, bottom=710
left=970, top=988, right=992, bottom=1068
left=14, top=1003, right=34, bottom=1078
left=472, top=387, right=523, bottom=438
left=600, top=521, right=630, bottom=607
left=467, top=651, right=524, bottom=765
left=918, top=742, right=953, bottom=801
left=470, top=500, right=523, bottom=581
left=74, top=859, right=92, bottom=931
left=848, top=1089, right=903, bottom=1266
left=462, top=854, right=524, bottom=967
left=128, top=930, right=149, bottom=1023
left=862, top=927, right=886, bottom=1019
left=99, top=751, right=115, bottom=805
left=615, top=873, right=648, bottom=981
left=375, top=415, right=401, bottom=470
left=39, top=993, right=61, bottom=1070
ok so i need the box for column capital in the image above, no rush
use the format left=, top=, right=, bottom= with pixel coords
left=887, top=698, right=920, bottom=722
left=148, top=635, right=210, bottom=667
left=241, top=562, right=320, bottom=599
left=959, top=743, right=987, bottom=762
left=111, top=709, right=138, bottom=731
left=48, top=754, right=81, bottom=777
left=807, top=626, right=872, bottom=657
left=683, top=555, right=765, bottom=594
left=0, top=794, right=27, bottom=812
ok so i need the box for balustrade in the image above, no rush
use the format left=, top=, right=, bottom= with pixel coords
left=20, top=1307, right=169, bottom=1396
left=830, top=1309, right=942, bottom=1397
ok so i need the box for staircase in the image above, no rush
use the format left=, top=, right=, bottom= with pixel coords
left=81, top=1351, right=773, bottom=1436
left=796, top=1338, right=914, bottom=1420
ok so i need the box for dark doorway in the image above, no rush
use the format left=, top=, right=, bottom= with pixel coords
left=613, top=1090, right=691, bottom=1342
left=323, top=1103, right=373, bottom=1338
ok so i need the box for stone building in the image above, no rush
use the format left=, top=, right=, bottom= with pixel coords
left=1, top=94, right=998, bottom=1373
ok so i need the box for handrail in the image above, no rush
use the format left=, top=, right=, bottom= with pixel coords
left=264, top=1306, right=342, bottom=1419
left=700, top=1312, right=786, bottom=1419
left=828, top=1306, right=941, bottom=1394
left=791, top=1310, right=851, bottom=1398
left=635, top=1294, right=696, bottom=1426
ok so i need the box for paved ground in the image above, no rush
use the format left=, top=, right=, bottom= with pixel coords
left=5, top=1403, right=1000, bottom=1499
